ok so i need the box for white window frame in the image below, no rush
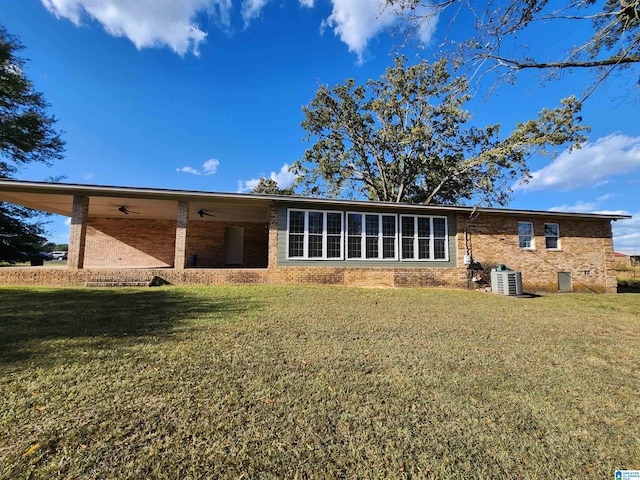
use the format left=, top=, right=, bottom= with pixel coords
left=399, top=215, right=449, bottom=262
left=544, top=223, right=561, bottom=250
left=346, top=212, right=398, bottom=261
left=518, top=221, right=534, bottom=250
left=286, top=209, right=344, bottom=260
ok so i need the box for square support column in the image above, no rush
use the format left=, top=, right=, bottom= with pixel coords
left=268, top=203, right=278, bottom=269
left=68, top=195, right=89, bottom=270
left=174, top=201, right=189, bottom=269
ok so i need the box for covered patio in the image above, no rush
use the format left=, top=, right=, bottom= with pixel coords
left=0, top=181, right=277, bottom=285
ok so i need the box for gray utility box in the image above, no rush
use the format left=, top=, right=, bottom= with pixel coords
left=491, top=270, right=523, bottom=296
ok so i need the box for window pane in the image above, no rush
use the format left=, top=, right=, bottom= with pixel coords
left=347, top=236, right=361, bottom=258
left=366, top=237, right=378, bottom=258
left=434, top=239, right=446, bottom=259
left=401, top=237, right=414, bottom=259
left=433, top=218, right=446, bottom=238
left=518, top=222, right=533, bottom=249
left=289, top=234, right=304, bottom=257
left=401, top=217, right=414, bottom=236
left=289, top=211, right=304, bottom=233
left=382, top=216, right=396, bottom=236
left=418, top=238, right=430, bottom=259
left=544, top=223, right=558, bottom=237
left=308, top=212, right=323, bottom=234
left=365, top=215, right=379, bottom=235
left=327, top=236, right=341, bottom=258
left=348, top=214, right=362, bottom=234
left=327, top=212, right=342, bottom=235
left=382, top=237, right=395, bottom=258
left=418, top=217, right=430, bottom=238
left=518, top=222, right=532, bottom=236
left=544, top=223, right=559, bottom=249
left=308, top=235, right=323, bottom=257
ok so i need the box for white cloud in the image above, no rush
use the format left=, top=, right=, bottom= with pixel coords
left=237, top=163, right=297, bottom=192
left=610, top=213, right=640, bottom=252
left=241, top=0, right=270, bottom=25
left=177, top=158, right=220, bottom=175
left=201, top=158, right=220, bottom=174
left=516, top=134, right=640, bottom=192
left=40, top=0, right=228, bottom=55
left=321, top=0, right=437, bottom=62
left=41, top=0, right=438, bottom=60
left=82, top=172, right=95, bottom=180
left=549, top=201, right=597, bottom=214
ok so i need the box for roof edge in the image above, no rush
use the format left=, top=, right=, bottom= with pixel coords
left=0, top=179, right=632, bottom=221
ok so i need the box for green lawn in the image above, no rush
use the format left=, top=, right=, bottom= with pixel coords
left=1, top=286, right=638, bottom=479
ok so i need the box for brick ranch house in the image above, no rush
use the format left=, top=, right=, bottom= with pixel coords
left=0, top=179, right=631, bottom=292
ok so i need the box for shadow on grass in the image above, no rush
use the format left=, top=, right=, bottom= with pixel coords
left=0, top=287, right=258, bottom=365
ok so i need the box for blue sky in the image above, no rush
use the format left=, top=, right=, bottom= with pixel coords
left=3, top=0, right=639, bottom=252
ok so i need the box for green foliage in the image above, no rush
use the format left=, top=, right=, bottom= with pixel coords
left=293, top=57, right=588, bottom=205
left=618, top=278, right=640, bottom=288
left=0, top=25, right=65, bottom=262
left=40, top=241, right=68, bottom=253
left=0, top=203, right=45, bottom=262
left=386, top=0, right=640, bottom=94
left=249, top=176, right=296, bottom=195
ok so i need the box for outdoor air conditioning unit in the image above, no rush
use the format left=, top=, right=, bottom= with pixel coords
left=491, top=270, right=523, bottom=296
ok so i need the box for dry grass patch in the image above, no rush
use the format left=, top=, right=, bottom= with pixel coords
left=0, top=286, right=638, bottom=479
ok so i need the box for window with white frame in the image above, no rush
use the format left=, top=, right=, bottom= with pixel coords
left=544, top=223, right=560, bottom=249
left=400, top=215, right=449, bottom=261
left=347, top=213, right=397, bottom=260
left=518, top=221, right=534, bottom=249
left=287, top=209, right=343, bottom=259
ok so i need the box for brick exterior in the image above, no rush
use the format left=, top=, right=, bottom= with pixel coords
left=68, top=195, right=89, bottom=270
left=0, top=202, right=619, bottom=293
left=84, top=218, right=177, bottom=268
left=185, top=220, right=268, bottom=268
left=174, top=201, right=189, bottom=269
left=459, top=213, right=616, bottom=293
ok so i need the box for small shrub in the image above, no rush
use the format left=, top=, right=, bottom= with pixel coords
left=618, top=278, right=640, bottom=288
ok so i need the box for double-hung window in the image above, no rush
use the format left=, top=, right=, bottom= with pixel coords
left=544, top=223, right=560, bottom=249
left=347, top=213, right=397, bottom=260
left=287, top=209, right=343, bottom=259
left=400, top=215, right=448, bottom=261
left=518, top=221, right=534, bottom=249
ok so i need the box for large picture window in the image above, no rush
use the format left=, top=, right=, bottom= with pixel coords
left=400, top=215, right=449, bottom=261
left=287, top=210, right=343, bottom=259
left=347, top=213, right=397, bottom=260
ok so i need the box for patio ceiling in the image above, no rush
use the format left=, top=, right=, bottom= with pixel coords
left=0, top=183, right=272, bottom=223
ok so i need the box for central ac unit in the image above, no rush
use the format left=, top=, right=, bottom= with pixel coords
left=491, top=270, right=523, bottom=296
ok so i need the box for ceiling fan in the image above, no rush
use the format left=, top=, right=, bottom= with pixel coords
left=118, top=206, right=140, bottom=215
left=197, top=209, right=216, bottom=218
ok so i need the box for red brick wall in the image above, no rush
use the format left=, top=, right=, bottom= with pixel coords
left=185, top=220, right=268, bottom=267
left=84, top=218, right=176, bottom=268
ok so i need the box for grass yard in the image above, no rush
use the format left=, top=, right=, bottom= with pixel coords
left=1, top=285, right=638, bottom=479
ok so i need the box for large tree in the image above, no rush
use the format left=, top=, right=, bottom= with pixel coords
left=249, top=177, right=296, bottom=195
left=292, top=57, right=588, bottom=206
left=0, top=25, right=65, bottom=262
left=385, top=0, right=640, bottom=95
